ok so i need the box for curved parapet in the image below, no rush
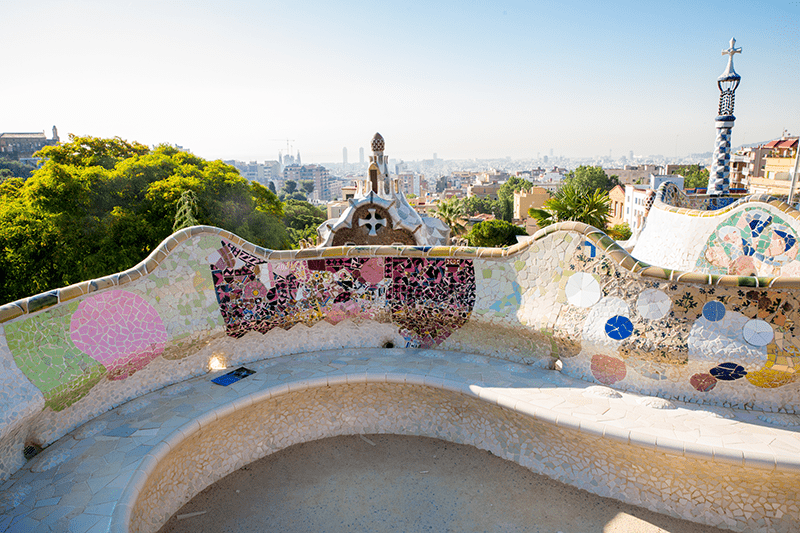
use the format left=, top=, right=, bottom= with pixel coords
left=2, top=222, right=800, bottom=481
left=634, top=183, right=800, bottom=278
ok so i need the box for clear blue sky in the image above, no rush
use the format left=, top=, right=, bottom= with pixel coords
left=3, top=0, right=798, bottom=162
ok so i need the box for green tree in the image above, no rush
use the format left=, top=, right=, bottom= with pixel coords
left=465, top=219, right=527, bottom=248
left=281, top=180, right=298, bottom=196
left=0, top=136, right=289, bottom=305
left=299, top=180, right=314, bottom=196
left=493, top=176, right=533, bottom=222
left=528, top=182, right=610, bottom=229
left=565, top=165, right=619, bottom=193
left=283, top=199, right=326, bottom=248
left=433, top=198, right=467, bottom=236
left=0, top=158, right=36, bottom=181
left=672, top=164, right=709, bottom=189
left=607, top=222, right=632, bottom=241
left=462, top=195, right=495, bottom=216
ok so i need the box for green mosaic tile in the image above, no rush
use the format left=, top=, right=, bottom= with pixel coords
left=5, top=302, right=106, bottom=411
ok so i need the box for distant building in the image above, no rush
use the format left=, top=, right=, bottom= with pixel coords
left=624, top=185, right=651, bottom=235
left=604, top=164, right=662, bottom=186
left=467, top=183, right=502, bottom=200
left=359, top=147, right=365, bottom=165
left=283, top=164, right=303, bottom=183
left=513, top=187, right=550, bottom=220
left=748, top=135, right=799, bottom=196
left=300, top=164, right=331, bottom=202
left=608, top=185, right=626, bottom=227
left=342, top=147, right=348, bottom=166
left=0, top=126, right=59, bottom=160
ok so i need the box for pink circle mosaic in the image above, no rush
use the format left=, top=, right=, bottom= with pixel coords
left=70, top=290, right=168, bottom=380
left=590, top=354, right=626, bottom=385
left=690, top=373, right=718, bottom=392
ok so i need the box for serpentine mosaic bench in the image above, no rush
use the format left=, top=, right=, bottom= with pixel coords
left=1, top=216, right=800, bottom=532
left=1, top=347, right=799, bottom=533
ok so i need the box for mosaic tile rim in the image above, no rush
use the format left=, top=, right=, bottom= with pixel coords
left=8, top=212, right=800, bottom=325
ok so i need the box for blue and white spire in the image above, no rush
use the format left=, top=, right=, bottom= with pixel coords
left=708, top=38, right=742, bottom=196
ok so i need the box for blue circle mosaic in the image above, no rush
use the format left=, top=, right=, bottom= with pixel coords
left=702, top=301, right=726, bottom=322
left=604, top=315, right=634, bottom=341
left=709, top=362, right=747, bottom=381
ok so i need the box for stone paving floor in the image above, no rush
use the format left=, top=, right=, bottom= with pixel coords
left=1, top=348, right=799, bottom=532
left=158, top=434, right=733, bottom=533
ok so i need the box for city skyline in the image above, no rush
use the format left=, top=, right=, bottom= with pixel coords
left=3, top=0, right=798, bottom=164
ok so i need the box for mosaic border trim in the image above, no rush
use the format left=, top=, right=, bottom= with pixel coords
left=7, top=215, right=800, bottom=325
left=653, top=182, right=791, bottom=219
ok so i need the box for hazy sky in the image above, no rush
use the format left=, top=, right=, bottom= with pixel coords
left=3, top=0, right=798, bottom=163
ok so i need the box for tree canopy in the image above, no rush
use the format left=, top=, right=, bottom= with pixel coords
left=565, top=165, right=619, bottom=193
left=283, top=199, right=326, bottom=247
left=0, top=158, right=36, bottom=182
left=0, top=135, right=288, bottom=304
left=672, top=164, right=709, bottom=189
left=279, top=179, right=307, bottom=201
left=465, top=219, right=527, bottom=248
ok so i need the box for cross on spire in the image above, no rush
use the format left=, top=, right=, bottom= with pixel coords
left=719, top=37, right=742, bottom=82
left=722, top=37, right=742, bottom=60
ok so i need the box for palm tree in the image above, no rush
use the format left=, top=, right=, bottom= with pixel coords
left=433, top=197, right=467, bottom=236
left=528, top=182, right=609, bottom=230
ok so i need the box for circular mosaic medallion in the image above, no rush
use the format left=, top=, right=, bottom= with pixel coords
left=565, top=273, right=602, bottom=308
left=604, top=315, right=634, bottom=341
left=702, top=301, right=726, bottom=322
left=690, top=373, right=717, bottom=392
left=742, top=319, right=773, bottom=346
left=590, top=354, right=626, bottom=385
left=636, top=289, right=671, bottom=320
left=709, top=362, right=747, bottom=381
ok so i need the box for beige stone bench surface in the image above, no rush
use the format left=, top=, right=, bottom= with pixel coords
left=1, top=348, right=799, bottom=533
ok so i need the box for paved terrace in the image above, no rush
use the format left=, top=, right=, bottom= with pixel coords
left=1, top=348, right=799, bottom=533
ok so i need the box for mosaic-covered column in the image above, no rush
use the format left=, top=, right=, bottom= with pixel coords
left=708, top=38, right=742, bottom=196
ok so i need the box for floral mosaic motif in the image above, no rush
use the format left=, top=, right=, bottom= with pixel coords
left=209, top=242, right=475, bottom=347
left=696, top=208, right=800, bottom=277
left=70, top=290, right=168, bottom=380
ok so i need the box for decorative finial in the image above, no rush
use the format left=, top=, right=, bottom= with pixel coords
left=371, top=132, right=385, bottom=153
left=718, top=37, right=742, bottom=82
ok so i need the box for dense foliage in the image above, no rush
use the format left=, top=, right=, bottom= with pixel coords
left=0, top=135, right=288, bottom=305
left=528, top=181, right=610, bottom=230
left=433, top=198, right=467, bottom=236
left=672, top=164, right=710, bottom=189
left=606, top=222, right=632, bottom=241
left=465, top=219, right=527, bottom=247
left=283, top=199, right=326, bottom=246
left=564, top=165, right=619, bottom=193
left=0, top=158, right=36, bottom=182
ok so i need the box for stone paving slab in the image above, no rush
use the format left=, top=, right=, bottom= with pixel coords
left=1, top=348, right=799, bottom=532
